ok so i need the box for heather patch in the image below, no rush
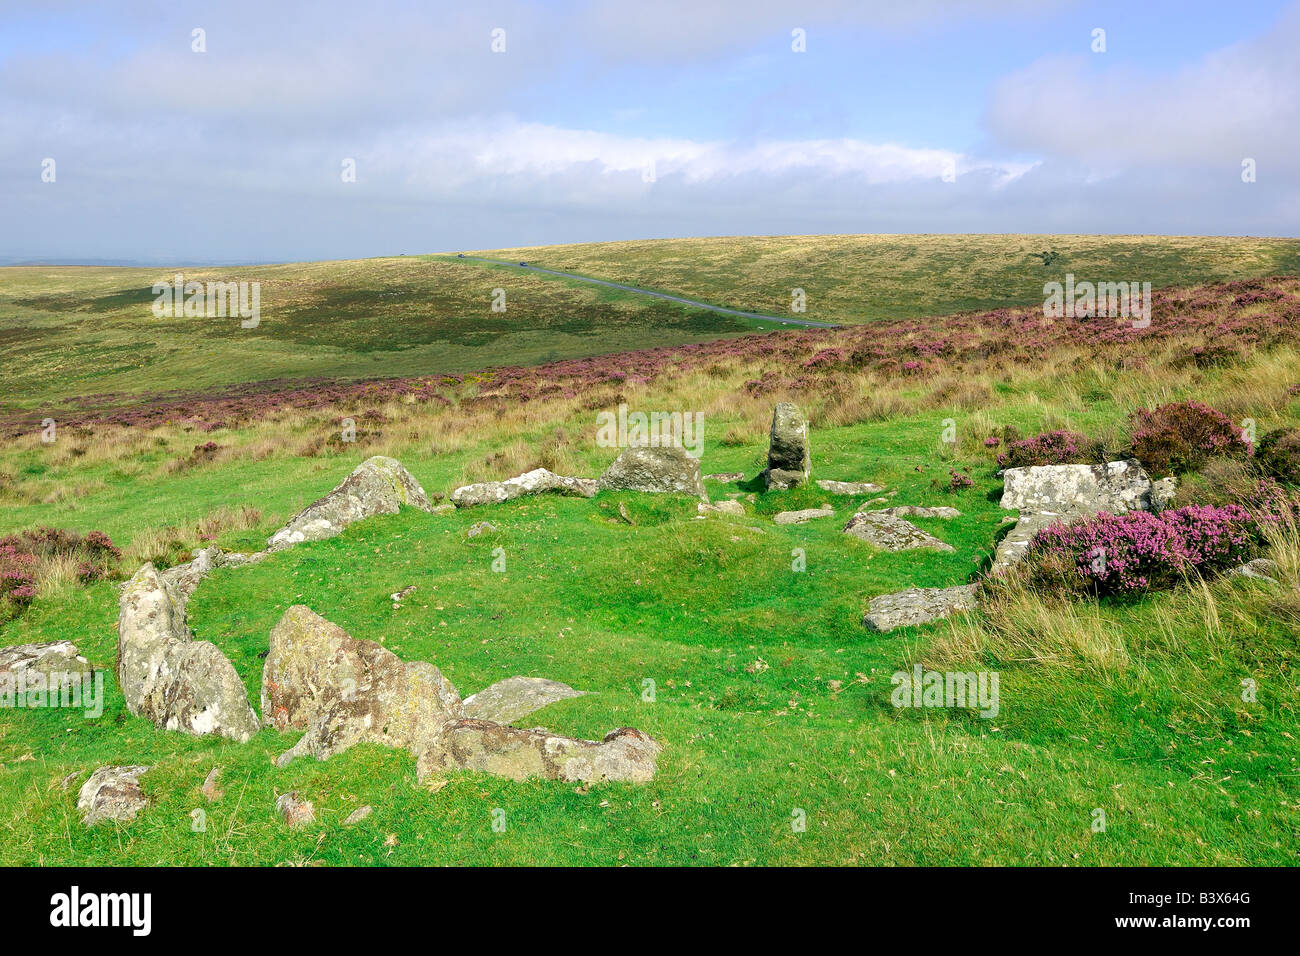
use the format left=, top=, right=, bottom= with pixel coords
left=1128, top=400, right=1251, bottom=475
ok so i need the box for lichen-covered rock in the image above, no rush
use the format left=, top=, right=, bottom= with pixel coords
left=842, top=512, right=954, bottom=552
left=704, top=472, right=745, bottom=483
left=467, top=521, right=497, bottom=538
left=1000, top=460, right=1153, bottom=515
left=773, top=507, right=834, bottom=525
left=116, top=565, right=259, bottom=742
left=462, top=676, right=586, bottom=725
left=0, top=640, right=91, bottom=684
left=1228, top=558, right=1279, bottom=583
left=267, top=456, right=434, bottom=551
left=816, top=479, right=882, bottom=495
left=698, top=500, right=745, bottom=516
left=762, top=402, right=811, bottom=490
left=871, top=506, right=961, bottom=519
left=451, top=468, right=598, bottom=508
left=77, top=765, right=149, bottom=827
left=863, top=585, right=979, bottom=632
left=990, top=512, right=1061, bottom=575
left=416, top=721, right=661, bottom=784
left=598, top=445, right=705, bottom=497
left=263, top=606, right=463, bottom=767
left=1152, top=476, right=1178, bottom=511
left=276, top=792, right=315, bottom=828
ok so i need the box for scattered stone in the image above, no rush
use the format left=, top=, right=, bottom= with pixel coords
left=817, top=479, right=883, bottom=495
left=762, top=402, right=811, bottom=490
left=276, top=791, right=316, bottom=828
left=200, top=767, right=223, bottom=802
left=116, top=564, right=259, bottom=742
left=343, top=805, right=373, bottom=826
left=1152, top=476, right=1178, bottom=511
left=704, top=472, right=745, bottom=482
left=0, top=640, right=91, bottom=685
left=77, top=765, right=149, bottom=826
left=871, top=505, right=961, bottom=519
left=267, top=456, right=434, bottom=552
left=467, top=521, right=497, bottom=538
left=417, top=722, right=661, bottom=785
left=433, top=502, right=456, bottom=515
left=1228, top=558, right=1279, bottom=583
left=863, top=584, right=980, bottom=632
left=60, top=771, right=81, bottom=791
left=774, top=507, right=834, bottom=525
left=389, top=585, right=417, bottom=602
left=1000, top=459, right=1154, bottom=514
left=598, top=445, right=705, bottom=498
left=841, top=512, right=954, bottom=552
left=616, top=501, right=634, bottom=524
left=462, top=676, right=586, bottom=725
left=698, top=500, right=745, bottom=516
left=451, top=468, right=598, bottom=508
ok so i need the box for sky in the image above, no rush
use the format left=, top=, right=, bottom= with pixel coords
left=1, top=0, right=1298, bottom=264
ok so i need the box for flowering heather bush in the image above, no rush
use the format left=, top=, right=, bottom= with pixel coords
left=1128, top=401, right=1250, bottom=475
left=997, top=430, right=1105, bottom=469
left=0, top=544, right=37, bottom=623
left=1256, top=428, right=1300, bottom=486
left=1023, top=505, right=1259, bottom=596
left=0, top=527, right=122, bottom=590
left=947, top=469, right=974, bottom=491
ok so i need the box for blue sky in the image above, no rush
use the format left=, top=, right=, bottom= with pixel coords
left=1, top=0, right=1297, bottom=263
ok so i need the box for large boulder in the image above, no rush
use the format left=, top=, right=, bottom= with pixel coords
left=842, top=512, right=954, bottom=552
left=416, top=722, right=661, bottom=785
left=1000, top=459, right=1153, bottom=515
left=267, top=456, right=434, bottom=551
left=762, top=403, right=811, bottom=490
left=263, top=605, right=463, bottom=766
left=863, top=584, right=979, bottom=632
left=116, top=564, right=259, bottom=742
left=598, top=445, right=705, bottom=498
left=451, top=468, right=598, bottom=508
left=77, top=765, right=150, bottom=827
left=462, top=676, right=586, bottom=725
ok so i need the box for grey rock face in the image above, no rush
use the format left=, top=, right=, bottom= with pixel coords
left=77, top=765, right=149, bottom=826
left=451, top=468, right=598, bottom=508
left=863, top=584, right=980, bottom=632
left=773, top=507, right=835, bottom=525
left=842, top=512, right=954, bottom=552
left=1000, top=460, right=1153, bottom=514
left=871, top=506, right=961, bottom=519
left=762, top=403, right=811, bottom=490
left=267, top=456, right=434, bottom=551
left=417, top=722, right=661, bottom=785
left=0, top=640, right=91, bottom=684
left=990, top=513, right=1062, bottom=575
left=116, top=564, right=259, bottom=742
left=462, top=676, right=586, bottom=725
left=598, top=445, right=705, bottom=497
left=1152, top=476, right=1178, bottom=511
left=816, top=479, right=883, bottom=495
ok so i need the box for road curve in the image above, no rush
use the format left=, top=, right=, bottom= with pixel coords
left=449, top=254, right=839, bottom=329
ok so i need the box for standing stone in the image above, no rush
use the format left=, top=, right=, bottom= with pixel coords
left=116, top=564, right=260, bottom=742
left=598, top=445, right=705, bottom=498
left=77, top=766, right=149, bottom=826
left=267, top=456, right=434, bottom=552
left=762, top=403, right=811, bottom=490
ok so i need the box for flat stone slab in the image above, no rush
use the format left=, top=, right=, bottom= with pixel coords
left=774, top=507, right=834, bottom=525
left=990, top=512, right=1064, bottom=575
left=842, top=511, right=954, bottom=552
left=1000, top=459, right=1153, bottom=514
left=863, top=584, right=979, bottom=632
left=817, top=479, right=884, bottom=495
left=704, top=472, right=745, bottom=482
left=451, top=468, right=598, bottom=508
left=1228, top=558, right=1279, bottom=582
left=462, top=676, right=586, bottom=725
left=0, top=640, right=91, bottom=682
left=698, top=501, right=745, bottom=516
left=871, top=506, right=961, bottom=519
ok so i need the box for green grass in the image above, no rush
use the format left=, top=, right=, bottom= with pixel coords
left=1, top=409, right=1295, bottom=865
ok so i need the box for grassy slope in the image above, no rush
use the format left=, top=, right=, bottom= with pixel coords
left=482, top=234, right=1300, bottom=324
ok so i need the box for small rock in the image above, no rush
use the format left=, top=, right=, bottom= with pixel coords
left=200, top=767, right=222, bottom=802
left=1228, top=558, right=1279, bottom=583
left=77, top=766, right=149, bottom=827
left=704, top=472, right=745, bottom=482
left=467, top=521, right=497, bottom=538
left=863, top=584, right=980, bottom=632
left=698, top=500, right=745, bottom=516
left=276, top=791, right=316, bottom=828
left=773, top=507, right=834, bottom=525
left=389, top=585, right=417, bottom=602
left=871, top=506, right=961, bottom=519
left=343, top=805, right=373, bottom=826
left=842, top=512, right=954, bottom=552
left=1152, top=476, right=1178, bottom=511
